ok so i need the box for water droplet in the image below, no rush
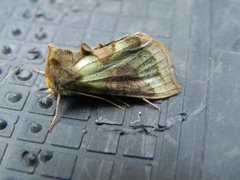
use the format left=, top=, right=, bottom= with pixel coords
left=29, top=122, right=42, bottom=133
left=7, top=92, right=22, bottom=103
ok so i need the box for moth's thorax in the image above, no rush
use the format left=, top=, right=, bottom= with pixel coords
left=45, top=66, right=69, bottom=95
left=45, top=44, right=79, bottom=95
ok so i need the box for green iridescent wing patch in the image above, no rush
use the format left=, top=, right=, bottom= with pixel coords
left=45, top=32, right=180, bottom=99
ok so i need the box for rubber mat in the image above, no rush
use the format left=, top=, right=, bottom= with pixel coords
left=0, top=0, right=239, bottom=179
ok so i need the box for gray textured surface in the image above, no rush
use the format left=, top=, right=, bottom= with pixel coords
left=0, top=0, right=239, bottom=179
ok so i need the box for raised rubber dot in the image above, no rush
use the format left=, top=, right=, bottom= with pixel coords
left=29, top=122, right=42, bottom=133
left=7, top=92, right=22, bottom=103
left=35, top=28, right=47, bottom=40
left=11, top=28, right=21, bottom=36
left=26, top=48, right=41, bottom=60
left=22, top=10, right=31, bottom=19
left=0, top=119, right=7, bottom=130
left=40, top=151, right=53, bottom=162
left=15, top=68, right=33, bottom=81
left=22, top=151, right=38, bottom=166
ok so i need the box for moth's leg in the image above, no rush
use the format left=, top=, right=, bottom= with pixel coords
left=43, top=88, right=55, bottom=96
left=46, top=92, right=54, bottom=98
left=48, top=93, right=61, bottom=132
left=33, top=68, right=45, bottom=75
left=112, top=97, right=130, bottom=107
left=142, top=98, right=160, bottom=111
left=75, top=92, right=125, bottom=110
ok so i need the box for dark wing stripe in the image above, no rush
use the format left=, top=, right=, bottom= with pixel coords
left=73, top=33, right=180, bottom=99
left=81, top=43, right=166, bottom=82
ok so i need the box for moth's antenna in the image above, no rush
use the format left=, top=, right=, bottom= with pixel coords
left=142, top=98, right=160, bottom=111
left=33, top=68, right=45, bottom=75
left=48, top=93, right=61, bottom=132
left=32, top=68, right=52, bottom=95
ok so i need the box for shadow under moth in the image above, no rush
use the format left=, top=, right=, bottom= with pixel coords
left=37, top=32, right=181, bottom=131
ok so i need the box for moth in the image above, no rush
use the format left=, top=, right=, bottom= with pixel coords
left=38, top=32, right=180, bottom=131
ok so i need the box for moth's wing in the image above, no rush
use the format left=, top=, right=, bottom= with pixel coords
left=70, top=32, right=180, bottom=99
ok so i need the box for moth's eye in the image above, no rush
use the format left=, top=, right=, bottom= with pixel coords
left=51, top=58, right=60, bottom=66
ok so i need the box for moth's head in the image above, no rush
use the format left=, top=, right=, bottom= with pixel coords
left=45, top=44, right=75, bottom=94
